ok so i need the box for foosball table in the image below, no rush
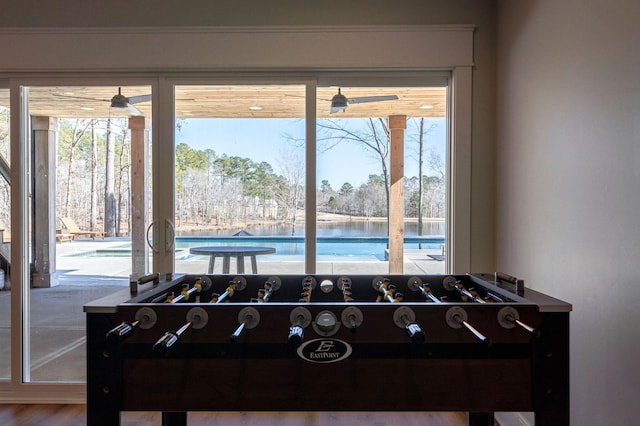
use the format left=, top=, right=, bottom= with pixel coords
left=85, top=272, right=571, bottom=426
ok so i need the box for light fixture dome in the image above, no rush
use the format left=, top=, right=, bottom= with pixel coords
left=110, top=88, right=129, bottom=110
left=330, top=88, right=348, bottom=112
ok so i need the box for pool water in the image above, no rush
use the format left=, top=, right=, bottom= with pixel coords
left=71, top=236, right=445, bottom=261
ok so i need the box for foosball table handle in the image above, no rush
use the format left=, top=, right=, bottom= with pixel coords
left=153, top=330, right=181, bottom=355
left=288, top=307, right=311, bottom=347
left=288, top=324, right=304, bottom=347
left=393, top=307, right=426, bottom=344
left=106, top=320, right=139, bottom=345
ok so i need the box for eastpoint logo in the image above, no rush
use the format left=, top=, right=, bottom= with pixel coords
left=297, top=338, right=353, bottom=363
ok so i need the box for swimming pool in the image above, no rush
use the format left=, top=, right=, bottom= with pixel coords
left=177, top=236, right=444, bottom=260
left=71, top=236, right=445, bottom=261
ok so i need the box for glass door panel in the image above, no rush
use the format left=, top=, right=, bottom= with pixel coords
left=174, top=84, right=306, bottom=275
left=25, top=85, right=152, bottom=382
left=403, top=111, right=447, bottom=275
left=0, top=88, right=10, bottom=380
left=316, top=85, right=447, bottom=275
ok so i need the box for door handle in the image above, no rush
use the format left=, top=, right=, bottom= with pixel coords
left=146, top=221, right=158, bottom=253
left=165, top=219, right=175, bottom=252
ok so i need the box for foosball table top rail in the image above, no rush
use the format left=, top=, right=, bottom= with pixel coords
left=83, top=272, right=571, bottom=314
left=125, top=273, right=540, bottom=305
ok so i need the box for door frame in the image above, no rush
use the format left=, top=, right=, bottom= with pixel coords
left=0, top=24, right=473, bottom=402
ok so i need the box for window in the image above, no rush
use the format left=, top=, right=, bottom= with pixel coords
left=315, top=84, right=447, bottom=274
left=170, top=79, right=449, bottom=276
left=173, top=84, right=307, bottom=274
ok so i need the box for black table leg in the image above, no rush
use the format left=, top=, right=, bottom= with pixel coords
left=162, top=411, right=187, bottom=426
left=469, top=412, right=494, bottom=426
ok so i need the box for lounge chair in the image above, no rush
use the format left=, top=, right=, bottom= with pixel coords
left=59, top=217, right=105, bottom=240
left=0, top=225, right=10, bottom=269
left=56, top=231, right=74, bottom=242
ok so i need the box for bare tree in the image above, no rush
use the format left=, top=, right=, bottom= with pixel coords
left=104, top=119, right=116, bottom=237
left=275, top=147, right=304, bottom=235
left=116, top=132, right=130, bottom=236
left=409, top=118, right=437, bottom=235
left=317, top=118, right=392, bottom=219
left=62, top=119, right=92, bottom=217
left=90, top=120, right=98, bottom=231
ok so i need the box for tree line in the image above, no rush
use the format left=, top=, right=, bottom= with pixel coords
left=56, top=118, right=132, bottom=236
left=0, top=115, right=445, bottom=237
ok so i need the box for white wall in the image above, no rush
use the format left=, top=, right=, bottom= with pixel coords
left=497, top=1, right=640, bottom=424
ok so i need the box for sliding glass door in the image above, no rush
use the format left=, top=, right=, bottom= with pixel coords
left=19, top=84, right=152, bottom=383
left=173, top=84, right=307, bottom=275
left=0, top=86, right=10, bottom=381
left=315, top=82, right=447, bottom=274
left=169, top=77, right=448, bottom=277
left=2, top=71, right=454, bottom=396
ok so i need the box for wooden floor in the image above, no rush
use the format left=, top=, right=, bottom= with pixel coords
left=0, top=405, right=475, bottom=425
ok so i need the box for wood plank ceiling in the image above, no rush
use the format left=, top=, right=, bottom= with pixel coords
left=0, top=85, right=446, bottom=119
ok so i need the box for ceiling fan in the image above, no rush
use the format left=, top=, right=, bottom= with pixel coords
left=329, top=88, right=398, bottom=114
left=54, top=87, right=151, bottom=116
left=109, top=87, right=151, bottom=116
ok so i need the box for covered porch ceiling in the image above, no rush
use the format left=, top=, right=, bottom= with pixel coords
left=0, top=85, right=447, bottom=119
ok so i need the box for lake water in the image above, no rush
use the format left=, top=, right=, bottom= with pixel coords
left=178, top=220, right=445, bottom=238
left=176, top=221, right=445, bottom=261
left=73, top=221, right=446, bottom=261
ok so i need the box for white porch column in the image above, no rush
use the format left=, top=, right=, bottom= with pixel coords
left=32, top=116, right=57, bottom=288
left=388, top=115, right=406, bottom=274
left=129, top=116, right=149, bottom=280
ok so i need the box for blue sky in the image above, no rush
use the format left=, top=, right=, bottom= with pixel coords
left=176, top=117, right=446, bottom=189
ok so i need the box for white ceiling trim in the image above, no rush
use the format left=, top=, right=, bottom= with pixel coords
left=0, top=25, right=475, bottom=73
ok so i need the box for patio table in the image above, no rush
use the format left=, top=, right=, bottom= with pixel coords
left=189, top=246, right=276, bottom=274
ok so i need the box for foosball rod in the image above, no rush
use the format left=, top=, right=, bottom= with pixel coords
left=407, top=277, right=443, bottom=303
left=251, top=276, right=281, bottom=303
left=130, top=272, right=160, bottom=294
left=452, top=280, right=485, bottom=303
left=230, top=307, right=260, bottom=343
left=153, top=322, right=192, bottom=355
left=372, top=277, right=403, bottom=302
left=171, top=280, right=203, bottom=303
left=211, top=277, right=247, bottom=303
left=153, top=307, right=208, bottom=355
left=443, top=276, right=497, bottom=303
left=105, top=307, right=158, bottom=344
left=498, top=306, right=540, bottom=337
left=445, top=306, right=491, bottom=346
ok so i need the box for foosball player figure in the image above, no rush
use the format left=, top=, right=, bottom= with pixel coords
left=340, top=278, right=354, bottom=302
left=188, top=279, right=203, bottom=302
left=299, top=278, right=313, bottom=302
left=378, top=283, right=397, bottom=303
